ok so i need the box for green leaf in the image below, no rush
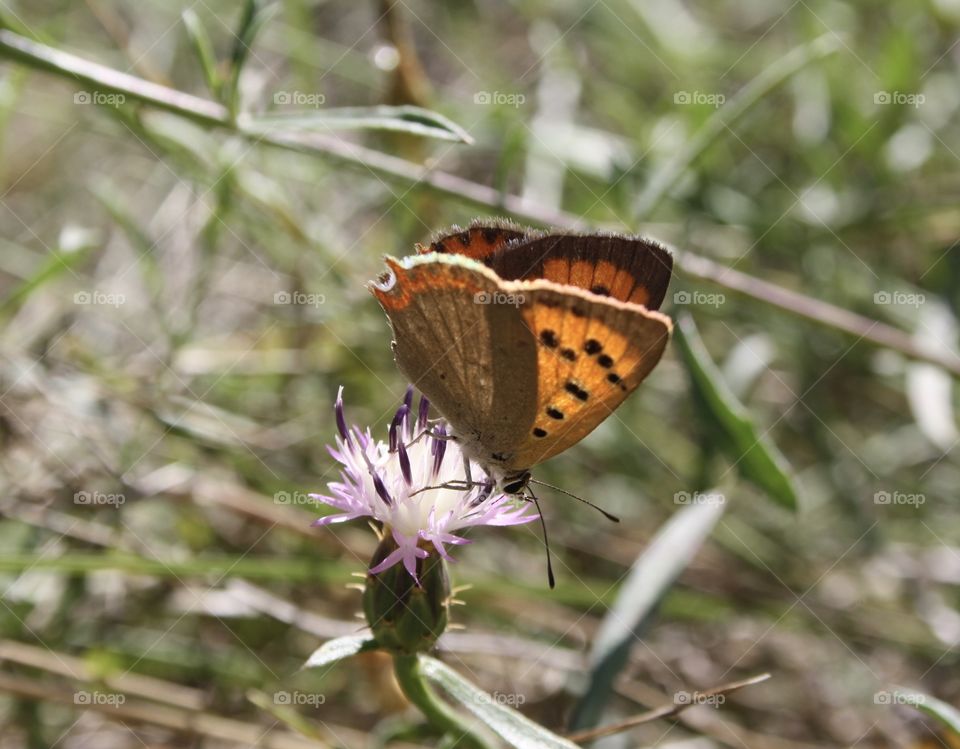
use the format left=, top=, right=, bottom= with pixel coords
left=303, top=635, right=376, bottom=669
left=894, top=688, right=960, bottom=735
left=246, top=105, right=474, bottom=144
left=420, top=655, right=578, bottom=749
left=181, top=9, right=222, bottom=100
left=674, top=313, right=800, bottom=511
left=0, top=227, right=99, bottom=315
left=226, top=0, right=275, bottom=119
left=569, top=497, right=726, bottom=729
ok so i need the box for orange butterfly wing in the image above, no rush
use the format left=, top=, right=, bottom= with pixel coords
left=422, top=224, right=672, bottom=309
left=379, top=224, right=674, bottom=474
left=505, top=282, right=671, bottom=471
left=487, top=233, right=672, bottom=310
left=418, top=222, right=529, bottom=261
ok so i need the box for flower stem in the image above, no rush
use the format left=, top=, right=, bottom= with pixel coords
left=392, top=654, right=490, bottom=749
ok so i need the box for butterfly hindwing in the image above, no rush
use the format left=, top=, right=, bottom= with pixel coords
left=487, top=234, right=673, bottom=309
left=419, top=222, right=529, bottom=261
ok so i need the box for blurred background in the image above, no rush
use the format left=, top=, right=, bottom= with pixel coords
left=0, top=0, right=959, bottom=747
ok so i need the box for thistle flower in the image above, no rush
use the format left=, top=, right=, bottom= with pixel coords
left=310, top=387, right=538, bottom=581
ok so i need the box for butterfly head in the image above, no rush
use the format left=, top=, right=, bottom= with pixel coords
left=500, top=470, right=532, bottom=496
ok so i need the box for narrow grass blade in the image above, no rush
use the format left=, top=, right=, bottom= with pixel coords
left=226, top=0, right=275, bottom=118
left=894, top=688, right=960, bottom=735
left=246, top=105, right=474, bottom=143
left=675, top=313, right=800, bottom=511
left=420, top=655, right=578, bottom=749
left=569, top=497, right=726, bottom=729
left=303, top=635, right=376, bottom=669
left=0, top=229, right=98, bottom=314
left=182, top=9, right=222, bottom=100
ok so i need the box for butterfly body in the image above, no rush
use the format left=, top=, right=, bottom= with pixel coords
left=371, top=222, right=673, bottom=491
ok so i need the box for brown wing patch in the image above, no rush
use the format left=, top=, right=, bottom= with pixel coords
left=488, top=234, right=673, bottom=310
left=417, top=221, right=529, bottom=261
left=370, top=254, right=540, bottom=470
left=502, top=282, right=672, bottom=471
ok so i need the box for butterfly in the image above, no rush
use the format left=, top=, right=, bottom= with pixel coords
left=370, top=220, right=673, bottom=495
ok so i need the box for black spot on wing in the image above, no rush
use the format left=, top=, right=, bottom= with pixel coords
left=540, top=329, right=559, bottom=348
left=565, top=381, right=589, bottom=401
left=482, top=227, right=499, bottom=243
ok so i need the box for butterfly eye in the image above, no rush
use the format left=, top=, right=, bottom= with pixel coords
left=502, top=471, right=531, bottom=495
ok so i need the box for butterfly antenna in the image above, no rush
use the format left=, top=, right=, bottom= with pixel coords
left=526, top=486, right=556, bottom=589
left=528, top=479, right=620, bottom=523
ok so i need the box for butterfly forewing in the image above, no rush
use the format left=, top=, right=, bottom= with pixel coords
left=371, top=254, right=540, bottom=463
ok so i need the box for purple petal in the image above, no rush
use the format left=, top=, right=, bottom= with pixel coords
left=431, top=425, right=447, bottom=476
left=400, top=543, right=428, bottom=583
left=373, top=472, right=393, bottom=506
left=417, top=394, right=430, bottom=430
left=335, top=386, right=350, bottom=445
left=312, top=511, right=364, bottom=526
left=398, top=440, right=412, bottom=485
left=431, top=539, right=454, bottom=560
left=389, top=404, right=409, bottom=453
left=369, top=547, right=405, bottom=574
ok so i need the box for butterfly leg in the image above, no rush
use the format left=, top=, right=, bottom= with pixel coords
left=410, top=480, right=473, bottom=496
left=407, top=426, right=457, bottom=447
left=462, top=455, right=473, bottom=487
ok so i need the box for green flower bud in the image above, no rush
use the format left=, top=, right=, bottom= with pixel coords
left=363, top=536, right=450, bottom=653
